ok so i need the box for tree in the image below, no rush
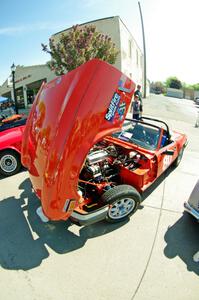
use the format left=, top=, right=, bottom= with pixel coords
left=191, top=83, right=199, bottom=91
left=150, top=81, right=165, bottom=94
left=42, top=24, right=119, bottom=75
left=165, top=77, right=182, bottom=89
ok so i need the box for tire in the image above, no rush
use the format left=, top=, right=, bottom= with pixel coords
left=0, top=150, right=21, bottom=177
left=173, top=147, right=184, bottom=167
left=101, top=185, right=141, bottom=223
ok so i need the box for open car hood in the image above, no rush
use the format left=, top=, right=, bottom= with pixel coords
left=22, top=59, right=135, bottom=220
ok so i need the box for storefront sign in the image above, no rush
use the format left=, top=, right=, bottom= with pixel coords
left=15, top=74, right=31, bottom=84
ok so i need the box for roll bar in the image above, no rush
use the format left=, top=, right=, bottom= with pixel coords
left=125, top=116, right=171, bottom=139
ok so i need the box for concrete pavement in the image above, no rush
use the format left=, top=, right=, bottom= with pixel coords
left=0, top=94, right=199, bottom=300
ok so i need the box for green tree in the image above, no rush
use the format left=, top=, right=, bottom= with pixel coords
left=42, top=24, right=119, bottom=75
left=150, top=81, right=165, bottom=94
left=191, top=83, right=199, bottom=91
left=165, top=77, right=182, bottom=89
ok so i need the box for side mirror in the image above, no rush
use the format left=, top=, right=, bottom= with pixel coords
left=162, top=149, right=174, bottom=155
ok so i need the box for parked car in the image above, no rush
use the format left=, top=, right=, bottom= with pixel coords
left=194, top=97, right=199, bottom=105
left=184, top=179, right=199, bottom=221
left=22, top=59, right=188, bottom=226
left=154, top=89, right=162, bottom=94
left=0, top=114, right=27, bottom=176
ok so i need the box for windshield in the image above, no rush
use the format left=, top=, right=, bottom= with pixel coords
left=112, top=120, right=161, bottom=150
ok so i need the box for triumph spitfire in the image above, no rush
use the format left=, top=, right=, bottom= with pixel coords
left=21, top=59, right=187, bottom=225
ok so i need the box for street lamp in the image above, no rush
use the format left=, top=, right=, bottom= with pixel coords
left=11, top=63, right=18, bottom=114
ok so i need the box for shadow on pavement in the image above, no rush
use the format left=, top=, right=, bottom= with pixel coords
left=164, top=213, right=199, bottom=275
left=0, top=178, right=128, bottom=271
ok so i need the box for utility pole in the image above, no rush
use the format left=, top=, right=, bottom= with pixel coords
left=138, top=1, right=147, bottom=98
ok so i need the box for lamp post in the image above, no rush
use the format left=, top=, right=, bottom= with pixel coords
left=11, top=63, right=18, bottom=114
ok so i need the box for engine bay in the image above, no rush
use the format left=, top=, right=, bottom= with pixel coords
left=78, top=139, right=150, bottom=210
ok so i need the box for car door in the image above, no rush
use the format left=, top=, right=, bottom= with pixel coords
left=156, top=138, right=178, bottom=177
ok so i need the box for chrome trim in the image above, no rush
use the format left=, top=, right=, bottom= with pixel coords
left=184, top=202, right=199, bottom=220
left=36, top=206, right=49, bottom=223
left=70, top=205, right=109, bottom=226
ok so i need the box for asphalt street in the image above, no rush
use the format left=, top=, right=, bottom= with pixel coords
left=0, top=94, right=199, bottom=300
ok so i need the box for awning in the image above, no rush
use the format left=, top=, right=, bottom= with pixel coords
left=0, top=96, right=9, bottom=103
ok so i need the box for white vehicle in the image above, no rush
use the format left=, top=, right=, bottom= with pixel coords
left=184, top=179, right=199, bottom=221
left=194, top=97, right=199, bottom=105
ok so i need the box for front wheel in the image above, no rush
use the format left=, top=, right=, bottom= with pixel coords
left=101, top=185, right=141, bottom=223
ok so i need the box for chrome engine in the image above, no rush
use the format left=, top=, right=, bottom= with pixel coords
left=79, top=141, right=146, bottom=202
left=81, top=143, right=141, bottom=183
left=84, top=149, right=110, bottom=181
left=86, top=150, right=108, bottom=165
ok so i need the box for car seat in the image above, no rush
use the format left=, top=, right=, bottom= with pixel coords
left=160, top=132, right=168, bottom=147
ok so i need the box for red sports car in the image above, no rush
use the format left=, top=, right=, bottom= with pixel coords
left=0, top=114, right=27, bottom=176
left=22, top=59, right=187, bottom=225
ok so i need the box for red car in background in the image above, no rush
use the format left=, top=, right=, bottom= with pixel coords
left=0, top=114, right=27, bottom=176
left=22, top=59, right=187, bottom=226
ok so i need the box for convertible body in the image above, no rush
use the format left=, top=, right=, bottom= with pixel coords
left=22, top=59, right=187, bottom=225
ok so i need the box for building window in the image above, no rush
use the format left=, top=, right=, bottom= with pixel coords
left=136, top=50, right=139, bottom=66
left=140, top=55, right=143, bottom=67
left=128, top=40, right=132, bottom=58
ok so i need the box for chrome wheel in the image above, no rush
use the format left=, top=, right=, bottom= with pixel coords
left=0, top=154, right=18, bottom=173
left=108, top=198, right=136, bottom=220
left=101, top=184, right=141, bottom=223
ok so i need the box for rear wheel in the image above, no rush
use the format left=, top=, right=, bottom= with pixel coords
left=0, top=150, right=21, bottom=176
left=101, top=185, right=141, bottom=223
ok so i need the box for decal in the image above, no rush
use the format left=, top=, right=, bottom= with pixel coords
left=105, top=92, right=121, bottom=122
left=163, top=155, right=172, bottom=170
left=117, top=102, right=126, bottom=120
left=63, top=199, right=76, bottom=213
left=118, top=74, right=134, bottom=93
left=56, top=77, right=62, bottom=85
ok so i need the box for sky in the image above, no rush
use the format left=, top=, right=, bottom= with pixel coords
left=0, top=0, right=199, bottom=85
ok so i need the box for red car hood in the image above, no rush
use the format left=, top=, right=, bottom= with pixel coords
left=22, top=59, right=135, bottom=220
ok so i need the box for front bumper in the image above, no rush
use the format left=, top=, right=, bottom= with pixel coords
left=70, top=205, right=109, bottom=226
left=184, top=202, right=199, bottom=221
